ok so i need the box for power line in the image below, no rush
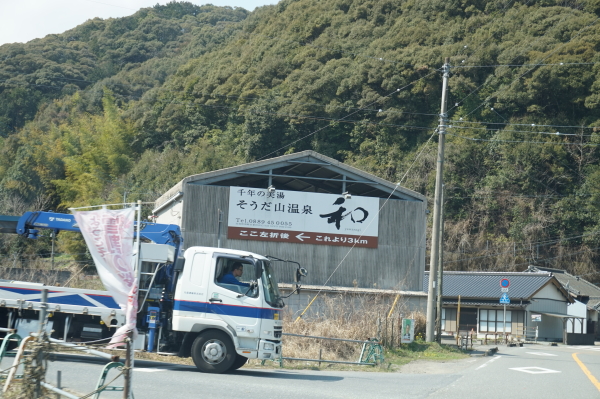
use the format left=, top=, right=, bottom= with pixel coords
left=453, top=62, right=597, bottom=68
left=1, top=73, right=442, bottom=118
left=449, top=124, right=597, bottom=136
left=450, top=119, right=598, bottom=131
left=256, top=68, right=442, bottom=160
left=247, top=32, right=414, bottom=67
left=461, top=15, right=600, bottom=118
left=449, top=193, right=595, bottom=199
left=446, top=132, right=600, bottom=146
left=444, top=235, right=600, bottom=265
left=449, top=11, right=599, bottom=117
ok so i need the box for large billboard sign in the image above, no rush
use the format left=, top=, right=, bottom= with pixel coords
left=228, top=187, right=379, bottom=248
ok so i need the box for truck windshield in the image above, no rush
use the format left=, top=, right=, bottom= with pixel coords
left=260, top=260, right=284, bottom=308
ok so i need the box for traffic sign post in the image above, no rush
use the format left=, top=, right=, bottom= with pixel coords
left=499, top=292, right=510, bottom=341
left=499, top=279, right=511, bottom=342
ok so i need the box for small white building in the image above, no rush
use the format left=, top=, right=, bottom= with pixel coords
left=529, top=266, right=600, bottom=339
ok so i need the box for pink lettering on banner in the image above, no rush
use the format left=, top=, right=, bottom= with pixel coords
left=73, top=207, right=138, bottom=347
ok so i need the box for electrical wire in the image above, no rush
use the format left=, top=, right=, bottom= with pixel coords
left=257, top=68, right=442, bottom=160
left=442, top=231, right=600, bottom=265
left=247, top=32, right=414, bottom=67
left=446, top=132, right=600, bottom=146
left=294, top=130, right=438, bottom=321
left=459, top=14, right=600, bottom=118
left=453, top=62, right=597, bottom=68
left=447, top=8, right=596, bottom=116
left=450, top=119, right=598, bottom=131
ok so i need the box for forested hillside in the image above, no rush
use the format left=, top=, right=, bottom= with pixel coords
left=2, top=0, right=600, bottom=282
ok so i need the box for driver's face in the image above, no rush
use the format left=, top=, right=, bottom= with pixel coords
left=233, top=267, right=243, bottom=277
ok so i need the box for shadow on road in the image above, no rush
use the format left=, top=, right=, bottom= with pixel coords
left=233, top=369, right=344, bottom=382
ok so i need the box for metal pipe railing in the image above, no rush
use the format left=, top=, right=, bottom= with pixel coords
left=282, top=333, right=380, bottom=345
left=40, top=382, right=79, bottom=399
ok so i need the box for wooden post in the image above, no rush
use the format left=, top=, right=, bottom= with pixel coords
left=390, top=316, right=394, bottom=348
left=456, top=295, right=461, bottom=346
left=123, top=330, right=133, bottom=399
left=384, top=317, right=388, bottom=347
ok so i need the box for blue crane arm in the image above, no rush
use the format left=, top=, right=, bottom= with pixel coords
left=5, top=211, right=182, bottom=247
left=17, top=211, right=80, bottom=237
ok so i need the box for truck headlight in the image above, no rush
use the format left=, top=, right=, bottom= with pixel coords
left=264, top=343, right=275, bottom=351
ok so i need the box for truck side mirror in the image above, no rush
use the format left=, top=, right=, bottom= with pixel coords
left=255, top=264, right=262, bottom=280
left=174, top=257, right=185, bottom=272
left=295, top=267, right=307, bottom=282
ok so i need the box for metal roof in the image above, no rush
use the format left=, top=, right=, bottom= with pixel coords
left=528, top=266, right=600, bottom=296
left=441, top=299, right=529, bottom=308
left=155, top=150, right=425, bottom=210
left=528, top=266, right=600, bottom=310
left=423, top=271, right=568, bottom=301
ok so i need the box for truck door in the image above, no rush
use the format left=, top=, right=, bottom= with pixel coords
left=174, top=250, right=209, bottom=320
left=206, top=255, right=262, bottom=339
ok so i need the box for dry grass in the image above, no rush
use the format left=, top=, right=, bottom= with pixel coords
left=0, top=260, right=105, bottom=291
left=256, top=294, right=427, bottom=367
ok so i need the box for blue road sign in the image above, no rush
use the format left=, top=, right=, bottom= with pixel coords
left=500, top=293, right=510, bottom=304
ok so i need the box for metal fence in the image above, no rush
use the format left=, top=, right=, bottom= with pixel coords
left=262, top=333, right=384, bottom=367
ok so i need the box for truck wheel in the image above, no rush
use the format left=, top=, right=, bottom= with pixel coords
left=229, top=354, right=248, bottom=371
left=191, top=330, right=235, bottom=373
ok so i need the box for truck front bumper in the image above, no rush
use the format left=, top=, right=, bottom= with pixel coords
left=257, top=339, right=281, bottom=360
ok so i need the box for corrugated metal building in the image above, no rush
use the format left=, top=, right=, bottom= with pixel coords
left=153, top=151, right=427, bottom=295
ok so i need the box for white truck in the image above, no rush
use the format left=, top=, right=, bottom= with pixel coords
left=0, top=212, right=306, bottom=373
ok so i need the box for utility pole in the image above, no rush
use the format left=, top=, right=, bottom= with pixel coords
left=426, top=57, right=450, bottom=342
left=435, top=184, right=445, bottom=342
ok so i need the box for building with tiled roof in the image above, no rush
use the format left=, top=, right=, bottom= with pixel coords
left=527, top=266, right=600, bottom=339
left=423, top=271, right=587, bottom=343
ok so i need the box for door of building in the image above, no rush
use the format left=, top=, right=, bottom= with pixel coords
left=459, top=308, right=477, bottom=332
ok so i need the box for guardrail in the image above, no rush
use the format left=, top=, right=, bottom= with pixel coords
left=262, top=333, right=384, bottom=367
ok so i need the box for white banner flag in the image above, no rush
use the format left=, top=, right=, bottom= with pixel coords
left=73, top=207, right=138, bottom=347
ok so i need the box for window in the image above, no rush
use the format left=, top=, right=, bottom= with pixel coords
left=214, top=258, right=257, bottom=297
left=479, top=309, right=511, bottom=333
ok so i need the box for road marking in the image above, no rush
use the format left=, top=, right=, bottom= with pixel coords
left=572, top=353, right=600, bottom=392
left=570, top=346, right=600, bottom=352
left=134, top=368, right=173, bottom=373
left=475, top=355, right=501, bottom=370
left=509, top=367, right=560, bottom=374
left=526, top=352, right=557, bottom=356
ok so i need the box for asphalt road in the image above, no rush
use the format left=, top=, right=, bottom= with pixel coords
left=3, top=344, right=600, bottom=398
left=432, top=344, right=600, bottom=398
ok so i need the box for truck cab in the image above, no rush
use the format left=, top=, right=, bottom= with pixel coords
left=173, top=247, right=284, bottom=373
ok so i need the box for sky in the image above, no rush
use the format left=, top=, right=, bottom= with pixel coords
left=0, top=0, right=278, bottom=46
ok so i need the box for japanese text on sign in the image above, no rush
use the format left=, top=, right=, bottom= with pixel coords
left=228, top=187, right=379, bottom=248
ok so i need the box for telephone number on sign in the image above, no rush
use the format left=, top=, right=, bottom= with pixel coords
left=236, top=219, right=292, bottom=226
left=236, top=218, right=265, bottom=224
left=267, top=221, right=293, bottom=226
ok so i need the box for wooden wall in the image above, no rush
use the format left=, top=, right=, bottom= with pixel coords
left=181, top=184, right=426, bottom=291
